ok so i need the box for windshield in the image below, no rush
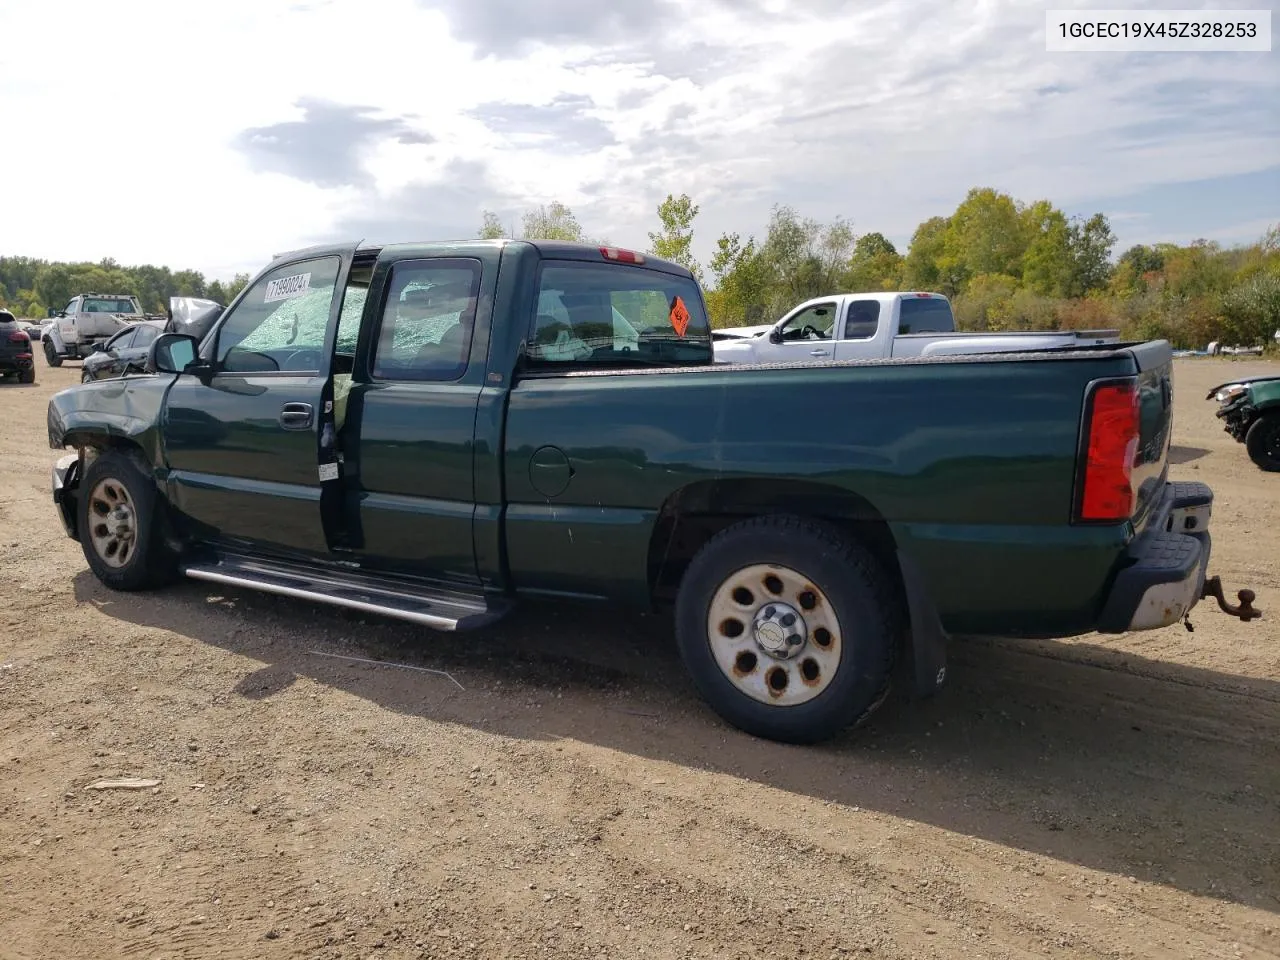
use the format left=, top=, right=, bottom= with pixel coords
left=82, top=298, right=141, bottom=314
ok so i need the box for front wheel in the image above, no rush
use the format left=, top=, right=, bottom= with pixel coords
left=44, top=340, right=63, bottom=367
left=77, top=449, right=178, bottom=591
left=674, top=515, right=902, bottom=744
left=1245, top=412, right=1280, bottom=472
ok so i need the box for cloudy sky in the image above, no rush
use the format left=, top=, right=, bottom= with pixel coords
left=1, top=0, right=1276, bottom=281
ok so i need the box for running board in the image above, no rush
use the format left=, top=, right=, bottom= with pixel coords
left=181, top=555, right=506, bottom=632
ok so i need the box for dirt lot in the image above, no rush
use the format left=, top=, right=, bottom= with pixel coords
left=2, top=358, right=1278, bottom=960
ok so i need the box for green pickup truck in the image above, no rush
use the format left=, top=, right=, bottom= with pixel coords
left=47, top=240, right=1259, bottom=743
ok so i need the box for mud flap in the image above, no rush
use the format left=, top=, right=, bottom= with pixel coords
left=897, top=550, right=948, bottom=697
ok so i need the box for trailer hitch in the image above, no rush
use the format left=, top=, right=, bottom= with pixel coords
left=1202, top=576, right=1261, bottom=622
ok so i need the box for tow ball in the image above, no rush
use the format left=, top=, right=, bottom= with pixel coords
left=1203, top=577, right=1260, bottom=621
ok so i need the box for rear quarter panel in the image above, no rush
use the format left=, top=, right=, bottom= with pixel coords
left=502, top=351, right=1141, bottom=635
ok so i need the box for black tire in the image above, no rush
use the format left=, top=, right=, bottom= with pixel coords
left=44, top=339, right=63, bottom=367
left=77, top=449, right=178, bottom=591
left=1245, top=412, right=1280, bottom=472
left=19, top=367, right=35, bottom=384
left=81, top=369, right=93, bottom=384
left=674, top=514, right=902, bottom=744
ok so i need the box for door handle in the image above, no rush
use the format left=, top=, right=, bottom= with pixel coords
left=279, top=402, right=313, bottom=430
left=809, top=349, right=829, bottom=357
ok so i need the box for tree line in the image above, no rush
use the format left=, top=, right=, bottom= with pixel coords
left=480, top=188, right=1280, bottom=350
left=5, top=187, right=1276, bottom=350
left=0, top=257, right=250, bottom=319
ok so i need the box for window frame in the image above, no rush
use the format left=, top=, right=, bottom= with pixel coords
left=524, top=259, right=712, bottom=371
left=778, top=301, right=839, bottom=342
left=367, top=257, right=483, bottom=384
left=209, top=254, right=343, bottom=377
left=842, top=299, right=881, bottom=341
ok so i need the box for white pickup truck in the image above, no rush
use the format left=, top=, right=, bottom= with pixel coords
left=712, top=292, right=1119, bottom=365
left=43, top=293, right=162, bottom=367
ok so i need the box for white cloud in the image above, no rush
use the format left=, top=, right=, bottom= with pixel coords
left=0, top=0, right=1275, bottom=281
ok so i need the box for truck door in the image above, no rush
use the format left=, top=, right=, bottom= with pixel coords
left=160, top=247, right=357, bottom=557
left=332, top=251, right=492, bottom=587
left=830, top=298, right=883, bottom=362
left=755, top=300, right=840, bottom=363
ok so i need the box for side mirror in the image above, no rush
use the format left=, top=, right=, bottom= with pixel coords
left=768, top=328, right=782, bottom=344
left=90, top=342, right=106, bottom=354
left=47, top=307, right=58, bottom=318
left=147, top=333, right=203, bottom=376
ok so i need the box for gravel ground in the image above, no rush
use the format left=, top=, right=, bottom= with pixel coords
left=2, top=357, right=1278, bottom=960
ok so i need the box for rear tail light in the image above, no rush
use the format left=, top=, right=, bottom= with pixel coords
left=600, top=247, right=645, bottom=264
left=7, top=331, right=29, bottom=342
left=1076, top=380, right=1140, bottom=522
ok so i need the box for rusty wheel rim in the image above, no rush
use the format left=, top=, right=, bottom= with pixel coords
left=706, top=563, right=842, bottom=707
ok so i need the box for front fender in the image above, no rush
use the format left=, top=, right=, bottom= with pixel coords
left=47, top=375, right=172, bottom=467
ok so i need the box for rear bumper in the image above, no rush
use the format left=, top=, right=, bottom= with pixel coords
left=1096, top=481, right=1214, bottom=633
left=0, top=354, right=34, bottom=371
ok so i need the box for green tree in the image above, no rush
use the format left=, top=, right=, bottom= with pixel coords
left=226, top=273, right=250, bottom=302
left=903, top=216, right=950, bottom=291
left=1065, top=213, right=1115, bottom=296
left=521, top=201, right=584, bottom=241
left=937, top=187, right=1030, bottom=291
left=1221, top=271, right=1280, bottom=346
left=706, top=231, right=768, bottom=326
left=647, top=193, right=702, bottom=280
left=478, top=210, right=507, bottom=239
left=1020, top=200, right=1072, bottom=296
left=844, top=232, right=904, bottom=291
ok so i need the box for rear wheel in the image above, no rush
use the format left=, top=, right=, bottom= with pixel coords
left=44, top=339, right=63, bottom=367
left=78, top=449, right=178, bottom=591
left=1245, top=412, right=1280, bottom=472
left=19, top=367, right=35, bottom=384
left=674, top=515, right=901, bottom=744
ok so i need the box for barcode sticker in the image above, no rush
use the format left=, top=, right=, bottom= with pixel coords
left=318, top=462, right=339, bottom=482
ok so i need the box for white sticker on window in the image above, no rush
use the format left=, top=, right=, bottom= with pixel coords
left=318, top=462, right=339, bottom=482
left=264, top=273, right=312, bottom=303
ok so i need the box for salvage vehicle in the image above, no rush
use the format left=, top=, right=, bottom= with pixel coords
left=46, top=240, right=1260, bottom=744
left=1208, top=373, right=1280, bottom=471
left=79, top=299, right=228, bottom=384
left=713, top=292, right=1119, bottom=364
left=0, top=309, right=36, bottom=383
left=43, top=293, right=163, bottom=367
left=80, top=320, right=168, bottom=383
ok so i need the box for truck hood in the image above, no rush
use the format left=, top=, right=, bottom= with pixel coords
left=1205, top=374, right=1280, bottom=403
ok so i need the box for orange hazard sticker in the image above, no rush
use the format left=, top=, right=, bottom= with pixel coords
left=669, top=296, right=691, bottom=337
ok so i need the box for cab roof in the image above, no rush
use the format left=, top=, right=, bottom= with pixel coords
left=267, top=238, right=695, bottom=279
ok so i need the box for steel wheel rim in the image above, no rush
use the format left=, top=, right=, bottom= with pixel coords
left=87, top=478, right=137, bottom=569
left=706, top=563, right=842, bottom=706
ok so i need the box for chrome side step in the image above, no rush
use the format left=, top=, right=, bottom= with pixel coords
left=182, top=555, right=506, bottom=632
